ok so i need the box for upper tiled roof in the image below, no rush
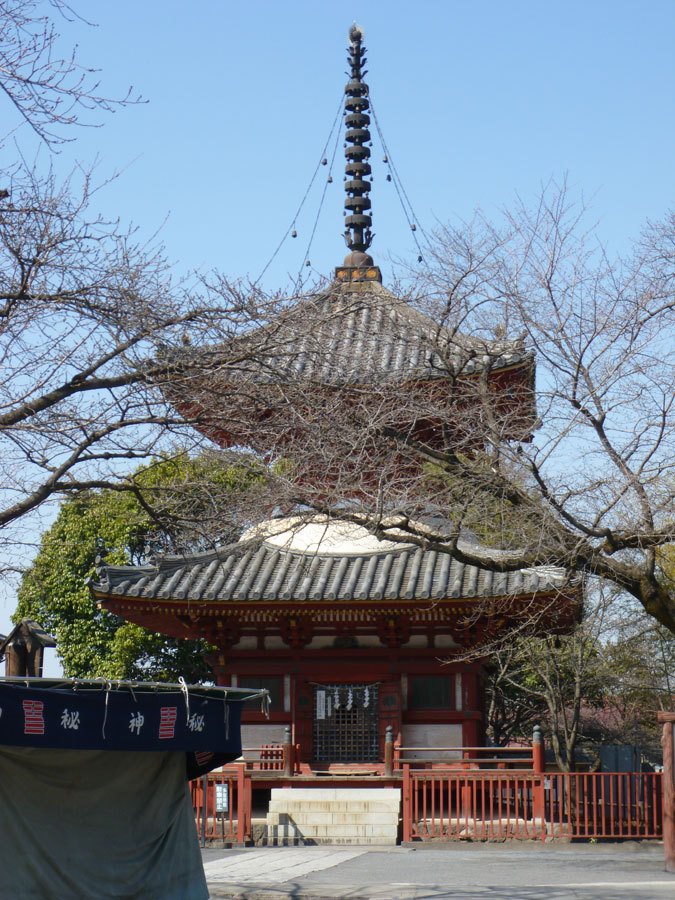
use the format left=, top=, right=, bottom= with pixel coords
left=92, top=530, right=568, bottom=606
left=172, top=280, right=531, bottom=388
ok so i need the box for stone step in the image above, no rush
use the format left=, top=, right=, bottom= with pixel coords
left=265, top=787, right=401, bottom=847
left=268, top=811, right=398, bottom=827
left=268, top=788, right=400, bottom=800
left=269, top=788, right=399, bottom=806
left=265, top=836, right=394, bottom=846
left=269, top=823, right=397, bottom=838
left=268, top=799, right=400, bottom=813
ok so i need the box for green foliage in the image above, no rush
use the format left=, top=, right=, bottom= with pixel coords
left=14, top=452, right=264, bottom=681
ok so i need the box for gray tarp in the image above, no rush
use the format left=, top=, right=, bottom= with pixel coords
left=0, top=745, right=208, bottom=899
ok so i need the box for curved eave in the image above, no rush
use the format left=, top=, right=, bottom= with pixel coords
left=168, top=356, right=535, bottom=397
left=93, top=588, right=580, bottom=642
left=171, top=359, right=537, bottom=452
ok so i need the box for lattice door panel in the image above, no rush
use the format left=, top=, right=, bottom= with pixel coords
left=313, top=683, right=379, bottom=762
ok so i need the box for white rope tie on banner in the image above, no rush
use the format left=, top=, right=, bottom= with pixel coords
left=178, top=676, right=191, bottom=725
left=101, top=680, right=111, bottom=739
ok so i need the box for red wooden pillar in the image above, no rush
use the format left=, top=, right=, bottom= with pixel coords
left=531, top=724, right=546, bottom=841
left=236, top=762, right=248, bottom=844
left=402, top=764, right=412, bottom=842
left=658, top=712, right=675, bottom=873
left=295, top=679, right=313, bottom=762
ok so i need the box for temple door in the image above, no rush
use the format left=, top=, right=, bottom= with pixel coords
left=312, top=683, right=380, bottom=762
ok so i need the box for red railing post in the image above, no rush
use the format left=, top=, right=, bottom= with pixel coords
left=244, top=768, right=252, bottom=839
left=460, top=781, right=472, bottom=824
left=531, top=725, right=546, bottom=841
left=658, top=712, right=675, bottom=873
left=532, top=724, right=545, bottom=774
left=236, top=762, right=246, bottom=843
left=202, top=773, right=209, bottom=844
left=402, top=764, right=412, bottom=842
left=384, top=725, right=393, bottom=777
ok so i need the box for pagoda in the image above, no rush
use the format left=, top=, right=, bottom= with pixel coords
left=91, top=25, right=577, bottom=767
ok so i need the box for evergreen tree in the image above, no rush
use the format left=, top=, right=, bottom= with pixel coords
left=14, top=452, right=265, bottom=680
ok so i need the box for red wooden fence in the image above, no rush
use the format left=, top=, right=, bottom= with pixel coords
left=402, top=766, right=663, bottom=841
left=191, top=763, right=251, bottom=843
left=189, top=735, right=664, bottom=845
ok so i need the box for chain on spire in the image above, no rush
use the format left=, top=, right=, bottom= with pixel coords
left=343, top=23, right=373, bottom=255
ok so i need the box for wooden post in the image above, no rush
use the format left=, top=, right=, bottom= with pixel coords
left=384, top=724, right=393, bottom=776
left=658, top=712, right=675, bottom=873
left=402, top=764, right=412, bottom=842
left=532, top=724, right=545, bottom=774
left=201, top=774, right=207, bottom=847
left=244, top=768, right=252, bottom=841
left=531, top=724, right=546, bottom=841
left=236, top=762, right=246, bottom=844
left=283, top=725, right=293, bottom=778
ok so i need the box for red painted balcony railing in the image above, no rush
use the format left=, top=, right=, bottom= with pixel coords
left=239, top=742, right=301, bottom=775
left=242, top=744, right=284, bottom=770
left=394, top=744, right=539, bottom=771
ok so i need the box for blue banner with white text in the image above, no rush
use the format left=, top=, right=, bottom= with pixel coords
left=0, top=682, right=242, bottom=765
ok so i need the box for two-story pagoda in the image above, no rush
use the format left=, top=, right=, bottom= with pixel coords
left=91, top=25, right=577, bottom=768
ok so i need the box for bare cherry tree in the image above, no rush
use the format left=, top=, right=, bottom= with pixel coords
left=176, top=184, right=675, bottom=634
left=0, top=2, right=286, bottom=578
left=0, top=0, right=140, bottom=146
left=0, top=165, right=235, bottom=557
left=399, top=189, right=675, bottom=634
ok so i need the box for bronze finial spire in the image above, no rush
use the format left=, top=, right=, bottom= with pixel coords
left=343, top=23, right=373, bottom=255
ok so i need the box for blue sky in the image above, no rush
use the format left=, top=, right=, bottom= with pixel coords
left=1, top=0, right=674, bottom=657
left=19, top=0, right=675, bottom=287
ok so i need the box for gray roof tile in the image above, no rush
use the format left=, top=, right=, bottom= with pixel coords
left=171, top=280, right=531, bottom=388
left=92, top=538, right=569, bottom=607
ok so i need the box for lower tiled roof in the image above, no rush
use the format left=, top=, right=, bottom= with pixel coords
left=91, top=538, right=569, bottom=606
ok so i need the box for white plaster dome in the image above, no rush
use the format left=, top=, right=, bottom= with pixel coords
left=239, top=515, right=407, bottom=556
